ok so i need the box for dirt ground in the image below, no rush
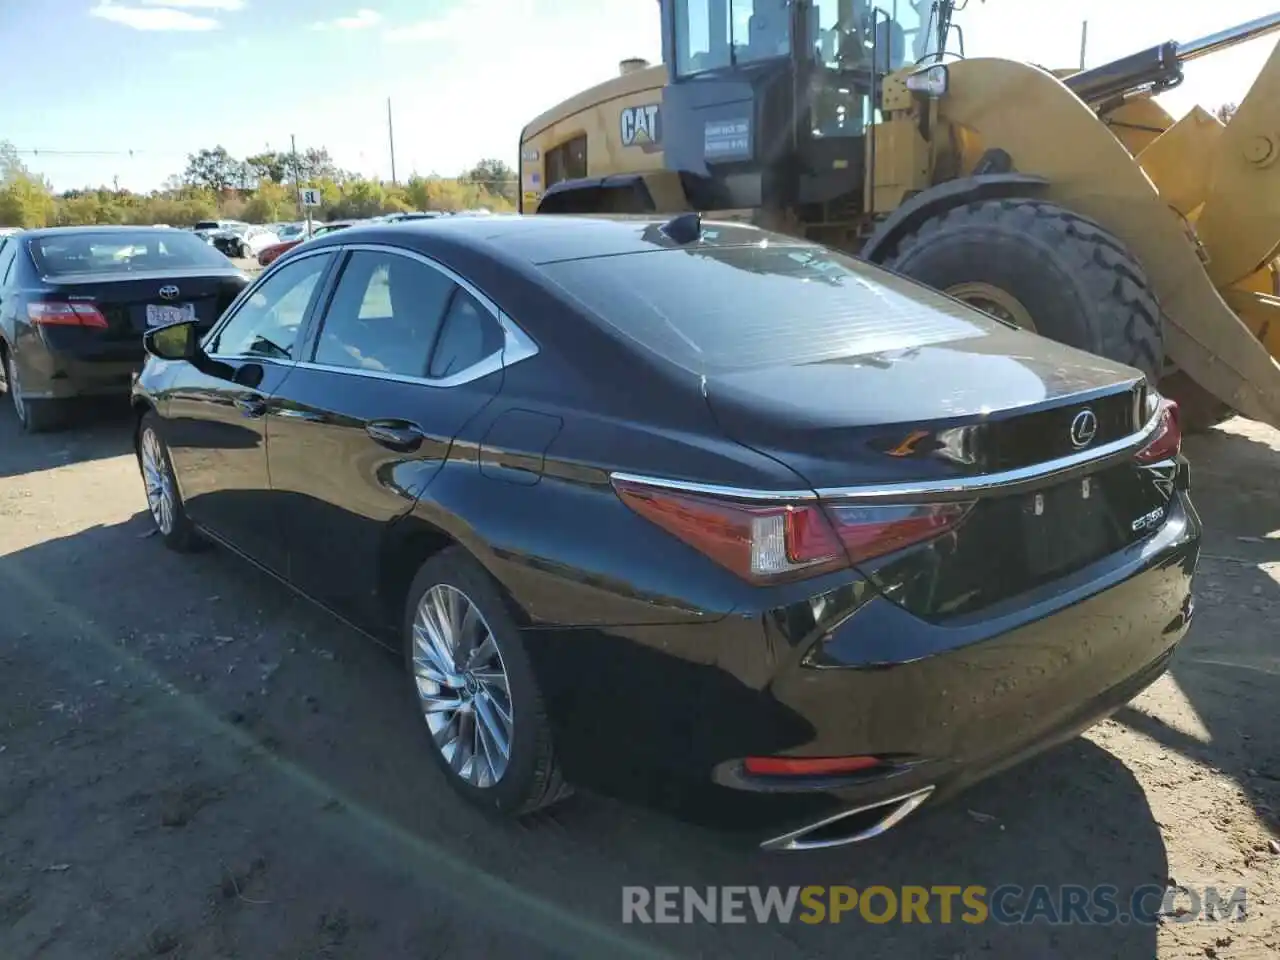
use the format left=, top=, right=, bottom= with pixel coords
left=0, top=401, right=1277, bottom=960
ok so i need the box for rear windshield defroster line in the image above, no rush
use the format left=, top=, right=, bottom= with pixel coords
left=539, top=244, right=996, bottom=374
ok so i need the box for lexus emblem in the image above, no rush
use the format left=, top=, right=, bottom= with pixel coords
left=1070, top=408, right=1099, bottom=449
left=158, top=285, right=180, bottom=301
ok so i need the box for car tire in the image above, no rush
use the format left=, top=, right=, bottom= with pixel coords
left=240, top=242, right=254, bottom=260
left=136, top=412, right=201, bottom=552
left=402, top=546, right=570, bottom=817
left=4, top=347, right=64, bottom=434
left=883, top=198, right=1164, bottom=380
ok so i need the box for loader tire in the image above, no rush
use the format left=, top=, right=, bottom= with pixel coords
left=883, top=198, right=1164, bottom=380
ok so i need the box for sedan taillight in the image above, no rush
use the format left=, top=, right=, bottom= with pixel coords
left=612, top=477, right=972, bottom=584
left=1133, top=397, right=1181, bottom=465
left=28, top=301, right=108, bottom=329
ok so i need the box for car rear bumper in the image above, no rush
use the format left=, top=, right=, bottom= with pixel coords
left=537, top=489, right=1200, bottom=848
left=14, top=331, right=141, bottom=400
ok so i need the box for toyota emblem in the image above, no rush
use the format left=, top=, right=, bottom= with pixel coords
left=1070, top=408, right=1099, bottom=449
left=158, top=285, right=180, bottom=301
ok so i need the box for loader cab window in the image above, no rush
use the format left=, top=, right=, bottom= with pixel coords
left=545, top=135, right=588, bottom=187
left=810, top=0, right=934, bottom=71
left=673, top=0, right=792, bottom=76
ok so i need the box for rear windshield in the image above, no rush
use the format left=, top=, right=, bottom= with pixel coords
left=29, top=230, right=231, bottom=277
left=540, top=243, right=995, bottom=373
left=193, top=221, right=221, bottom=231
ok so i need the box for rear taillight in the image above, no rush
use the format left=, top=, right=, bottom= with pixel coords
left=27, top=301, right=108, bottom=329
left=1134, top=398, right=1181, bottom=464
left=612, top=477, right=973, bottom=584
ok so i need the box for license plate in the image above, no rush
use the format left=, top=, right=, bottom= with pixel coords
left=1021, top=477, right=1108, bottom=577
left=145, top=303, right=195, bottom=327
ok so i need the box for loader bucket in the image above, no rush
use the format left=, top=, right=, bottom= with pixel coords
left=938, top=53, right=1280, bottom=429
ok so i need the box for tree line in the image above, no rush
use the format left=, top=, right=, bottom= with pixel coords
left=0, top=142, right=519, bottom=229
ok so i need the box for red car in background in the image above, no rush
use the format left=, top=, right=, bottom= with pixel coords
left=256, top=221, right=355, bottom=267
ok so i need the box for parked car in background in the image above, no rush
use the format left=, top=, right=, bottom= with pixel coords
left=256, top=220, right=356, bottom=267
left=377, top=211, right=443, bottom=223
left=193, top=219, right=239, bottom=242
left=1, top=226, right=249, bottom=433
left=210, top=224, right=279, bottom=260
left=131, top=215, right=1199, bottom=848
left=0, top=227, right=19, bottom=238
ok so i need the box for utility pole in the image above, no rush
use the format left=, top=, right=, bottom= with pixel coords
left=1079, top=20, right=1089, bottom=69
left=387, top=97, right=397, bottom=187
left=290, top=133, right=303, bottom=223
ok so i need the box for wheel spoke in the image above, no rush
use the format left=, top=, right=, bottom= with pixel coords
left=411, top=651, right=450, bottom=685
left=459, top=604, right=482, bottom=656
left=468, top=633, right=498, bottom=668
left=473, top=692, right=510, bottom=761
left=471, top=668, right=508, bottom=694
left=419, top=692, right=465, bottom=715
left=416, top=616, right=457, bottom=683
left=429, top=590, right=458, bottom=663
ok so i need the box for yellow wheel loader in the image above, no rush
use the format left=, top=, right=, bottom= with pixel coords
left=518, top=1, right=1280, bottom=433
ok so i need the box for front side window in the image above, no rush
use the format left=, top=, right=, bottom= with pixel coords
left=205, top=253, right=331, bottom=360
left=312, top=250, right=456, bottom=377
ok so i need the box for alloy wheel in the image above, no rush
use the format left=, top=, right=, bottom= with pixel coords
left=411, top=584, right=514, bottom=787
left=6, top=353, right=24, bottom=423
left=140, top=428, right=175, bottom=535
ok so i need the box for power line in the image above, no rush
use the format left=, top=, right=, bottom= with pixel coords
left=9, top=148, right=188, bottom=158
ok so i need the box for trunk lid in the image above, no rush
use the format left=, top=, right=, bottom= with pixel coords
left=702, top=331, right=1147, bottom=487
left=704, top=335, right=1170, bottom=619
left=49, top=268, right=248, bottom=343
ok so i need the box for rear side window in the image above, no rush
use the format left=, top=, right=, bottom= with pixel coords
left=540, top=243, right=993, bottom=373
left=313, top=251, right=456, bottom=377
left=428, top=290, right=505, bottom=378
left=28, top=230, right=229, bottom=277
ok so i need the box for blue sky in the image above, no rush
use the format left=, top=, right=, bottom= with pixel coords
left=0, top=0, right=1275, bottom=192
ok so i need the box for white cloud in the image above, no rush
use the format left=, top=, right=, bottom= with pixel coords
left=313, top=8, right=383, bottom=31
left=138, top=0, right=246, bottom=9
left=383, top=0, right=532, bottom=44
left=89, top=1, right=221, bottom=31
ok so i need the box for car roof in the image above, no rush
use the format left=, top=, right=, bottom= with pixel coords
left=301, top=214, right=792, bottom=268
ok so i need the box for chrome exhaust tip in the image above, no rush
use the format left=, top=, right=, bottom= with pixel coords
left=759, top=786, right=935, bottom=852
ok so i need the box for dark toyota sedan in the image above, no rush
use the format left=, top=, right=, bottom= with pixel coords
left=130, top=214, right=1199, bottom=850
left=0, top=226, right=249, bottom=432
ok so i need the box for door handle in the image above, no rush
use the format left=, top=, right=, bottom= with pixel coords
left=366, top=420, right=425, bottom=451
left=234, top=395, right=267, bottom=418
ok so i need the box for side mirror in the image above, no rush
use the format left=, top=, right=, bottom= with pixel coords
left=143, top=320, right=199, bottom=361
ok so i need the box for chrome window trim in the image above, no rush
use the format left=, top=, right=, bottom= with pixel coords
left=611, top=405, right=1166, bottom=504
left=201, top=246, right=336, bottom=362
left=292, top=242, right=539, bottom=388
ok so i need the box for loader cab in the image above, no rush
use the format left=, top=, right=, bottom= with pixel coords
left=659, top=0, right=935, bottom=212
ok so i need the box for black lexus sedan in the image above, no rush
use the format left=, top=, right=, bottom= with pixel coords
left=130, top=214, right=1199, bottom=850
left=0, top=226, right=249, bottom=432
